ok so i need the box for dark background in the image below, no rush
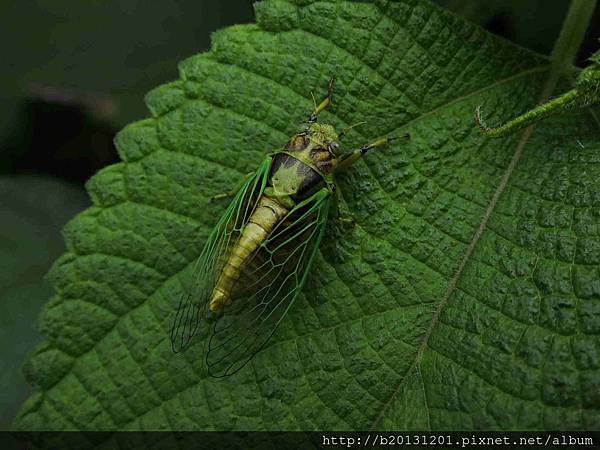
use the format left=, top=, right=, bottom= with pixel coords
left=1, top=0, right=598, bottom=430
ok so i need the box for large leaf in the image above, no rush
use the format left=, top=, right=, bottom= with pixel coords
left=14, top=0, right=600, bottom=431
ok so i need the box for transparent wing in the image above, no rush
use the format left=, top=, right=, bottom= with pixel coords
left=206, top=188, right=332, bottom=377
left=170, top=158, right=272, bottom=353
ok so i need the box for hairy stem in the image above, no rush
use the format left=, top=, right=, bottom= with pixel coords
left=476, top=0, right=597, bottom=137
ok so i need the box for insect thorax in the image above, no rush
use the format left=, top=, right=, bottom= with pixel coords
left=266, top=123, right=340, bottom=204
left=268, top=153, right=325, bottom=203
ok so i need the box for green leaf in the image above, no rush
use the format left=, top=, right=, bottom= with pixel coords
left=14, top=0, right=600, bottom=431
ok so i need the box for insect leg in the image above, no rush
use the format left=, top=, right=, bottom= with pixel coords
left=210, top=171, right=254, bottom=201
left=307, top=76, right=335, bottom=123
left=336, top=136, right=394, bottom=170
left=332, top=186, right=355, bottom=226
left=337, top=132, right=410, bottom=170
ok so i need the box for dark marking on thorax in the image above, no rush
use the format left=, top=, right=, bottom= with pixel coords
left=269, top=153, right=325, bottom=201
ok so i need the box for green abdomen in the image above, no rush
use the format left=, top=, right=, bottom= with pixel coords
left=210, top=195, right=289, bottom=311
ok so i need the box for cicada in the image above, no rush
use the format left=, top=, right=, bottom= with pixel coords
left=170, top=77, right=400, bottom=377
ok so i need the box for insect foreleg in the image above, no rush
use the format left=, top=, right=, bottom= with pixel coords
left=329, top=184, right=351, bottom=222
left=210, top=171, right=254, bottom=201
left=307, top=76, right=336, bottom=123
left=337, top=136, right=396, bottom=171
left=337, top=132, right=410, bottom=171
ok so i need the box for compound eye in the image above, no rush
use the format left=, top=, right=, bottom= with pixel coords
left=330, top=141, right=340, bottom=154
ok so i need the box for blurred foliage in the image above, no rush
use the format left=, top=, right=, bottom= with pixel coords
left=0, top=176, right=89, bottom=430
left=0, top=0, right=254, bottom=143
left=437, top=0, right=599, bottom=64
left=438, top=1, right=568, bottom=55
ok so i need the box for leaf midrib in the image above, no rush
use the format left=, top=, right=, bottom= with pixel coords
left=369, top=63, right=565, bottom=431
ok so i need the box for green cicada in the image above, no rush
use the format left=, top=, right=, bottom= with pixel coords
left=170, top=77, right=400, bottom=377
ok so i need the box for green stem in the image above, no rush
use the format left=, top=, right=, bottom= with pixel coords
left=550, top=0, right=597, bottom=78
left=476, top=90, right=581, bottom=137
left=477, top=0, right=597, bottom=137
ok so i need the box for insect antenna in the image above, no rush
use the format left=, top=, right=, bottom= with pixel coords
left=310, top=91, right=318, bottom=112
left=338, top=121, right=367, bottom=140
